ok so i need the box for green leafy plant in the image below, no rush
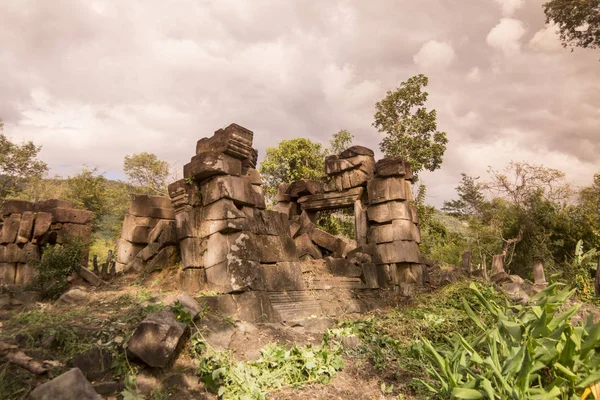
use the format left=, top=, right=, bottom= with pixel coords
left=573, top=240, right=599, bottom=304
left=27, top=240, right=85, bottom=300
left=420, top=282, right=600, bottom=399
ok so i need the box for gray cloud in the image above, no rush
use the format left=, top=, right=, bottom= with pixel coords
left=0, top=0, right=598, bottom=207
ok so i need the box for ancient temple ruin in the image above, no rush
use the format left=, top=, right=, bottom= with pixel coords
left=0, top=200, right=92, bottom=285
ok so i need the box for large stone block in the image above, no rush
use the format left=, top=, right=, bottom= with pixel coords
left=196, top=123, right=255, bottom=161
left=325, top=257, right=363, bottom=277
left=326, top=154, right=375, bottom=177
left=1, top=200, right=33, bottom=216
left=0, top=246, right=5, bottom=263
left=201, top=198, right=246, bottom=221
left=32, top=212, right=53, bottom=240
left=121, top=214, right=158, bottom=244
left=201, top=175, right=265, bottom=208
left=179, top=237, right=205, bottom=268
left=184, top=151, right=242, bottom=182
left=297, top=187, right=363, bottom=212
left=243, top=168, right=262, bottom=186
left=22, top=242, right=40, bottom=263
left=16, top=211, right=34, bottom=244
left=29, top=368, right=100, bottom=400
left=367, top=177, right=407, bottom=204
left=253, top=234, right=297, bottom=264
left=335, top=169, right=371, bottom=190
left=0, top=263, right=16, bottom=285
left=35, top=199, right=75, bottom=212
left=56, top=224, right=92, bottom=244
left=367, top=201, right=412, bottom=223
left=148, top=220, right=178, bottom=246
left=287, top=180, right=322, bottom=198
left=308, top=228, right=346, bottom=256
left=179, top=268, right=207, bottom=294
left=15, top=263, right=36, bottom=285
left=339, top=145, right=374, bottom=159
left=246, top=209, right=291, bottom=237
left=1, top=213, right=21, bottom=244
left=375, top=157, right=412, bottom=178
left=205, top=258, right=261, bottom=293
left=49, top=208, right=93, bottom=224
left=168, top=179, right=202, bottom=209
left=5, top=243, right=23, bottom=263
left=127, top=309, right=187, bottom=368
left=116, top=239, right=145, bottom=265
left=367, top=219, right=419, bottom=244
left=146, top=246, right=178, bottom=272
left=376, top=241, right=421, bottom=264
left=294, top=233, right=322, bottom=259
left=250, top=262, right=306, bottom=291
left=129, top=195, right=174, bottom=219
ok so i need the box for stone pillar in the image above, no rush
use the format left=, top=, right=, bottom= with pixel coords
left=354, top=200, right=367, bottom=247
left=482, top=255, right=488, bottom=281
left=491, top=255, right=505, bottom=275
left=461, top=251, right=472, bottom=273
left=532, top=260, right=547, bottom=287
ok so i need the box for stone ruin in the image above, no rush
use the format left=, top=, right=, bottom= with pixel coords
left=115, top=195, right=178, bottom=273
left=157, top=123, right=424, bottom=322
left=0, top=199, right=92, bottom=286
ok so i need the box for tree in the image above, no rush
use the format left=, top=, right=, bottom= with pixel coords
left=259, top=138, right=327, bottom=202
left=374, top=74, right=448, bottom=178
left=65, top=167, right=109, bottom=231
left=442, top=174, right=486, bottom=218
left=329, top=129, right=354, bottom=155
left=543, top=0, right=600, bottom=50
left=0, top=120, right=48, bottom=202
left=123, top=152, right=170, bottom=196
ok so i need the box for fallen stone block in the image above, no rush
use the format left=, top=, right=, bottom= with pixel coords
left=49, top=208, right=93, bottom=225
left=146, top=246, right=178, bottom=272
left=148, top=220, right=178, bottom=246
left=374, top=156, right=411, bottom=178
left=140, top=242, right=161, bottom=262
left=16, top=211, right=34, bottom=244
left=308, top=228, right=346, bottom=256
left=116, top=239, right=145, bottom=265
left=294, top=233, right=323, bottom=259
left=367, top=177, right=407, bottom=204
left=184, top=151, right=242, bottom=182
left=339, top=145, right=374, bottom=159
left=250, top=262, right=306, bottom=291
left=367, top=201, right=412, bottom=223
left=376, top=241, right=421, bottom=264
left=338, top=168, right=371, bottom=189
left=195, top=123, right=255, bottom=161
left=1, top=214, right=21, bottom=244
left=201, top=175, right=265, bottom=209
left=29, top=368, right=100, bottom=400
left=32, top=212, right=53, bottom=240
left=287, top=180, right=322, bottom=198
left=77, top=267, right=103, bottom=286
left=58, top=287, right=90, bottom=305
left=1, top=200, right=33, bottom=216
left=121, top=214, right=159, bottom=243
left=325, top=257, right=363, bottom=277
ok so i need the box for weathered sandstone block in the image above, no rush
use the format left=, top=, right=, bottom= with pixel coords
left=16, top=211, right=34, bottom=244
left=49, top=208, right=93, bottom=224
left=201, top=175, right=265, bottom=208
left=32, top=212, right=52, bottom=240
left=29, top=368, right=100, bottom=400
left=1, top=200, right=33, bottom=216
left=196, top=123, right=255, bottom=161
left=184, top=151, right=242, bottom=182
left=375, top=241, right=420, bottom=264
left=1, top=213, right=21, bottom=244
left=367, top=219, right=419, bottom=244
left=367, top=177, right=407, bottom=204
left=367, top=201, right=412, bottom=223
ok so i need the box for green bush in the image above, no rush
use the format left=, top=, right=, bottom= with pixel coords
left=420, top=283, right=600, bottom=399
left=27, top=240, right=85, bottom=300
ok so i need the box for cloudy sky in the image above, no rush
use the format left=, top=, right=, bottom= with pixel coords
left=1, top=0, right=598, bottom=207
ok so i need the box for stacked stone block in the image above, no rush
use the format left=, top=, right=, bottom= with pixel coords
left=169, top=123, right=297, bottom=294
left=115, top=195, right=177, bottom=273
left=0, top=199, right=92, bottom=286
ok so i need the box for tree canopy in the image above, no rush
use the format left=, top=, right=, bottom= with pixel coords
left=374, top=74, right=448, bottom=178
left=123, top=152, right=170, bottom=196
left=543, top=0, right=600, bottom=50
left=329, top=129, right=354, bottom=155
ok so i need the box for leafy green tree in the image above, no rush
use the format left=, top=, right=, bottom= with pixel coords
left=442, top=174, right=486, bottom=218
left=329, top=129, right=354, bottom=155
left=259, top=138, right=327, bottom=202
left=543, top=0, right=600, bottom=50
left=373, top=74, right=448, bottom=178
left=0, top=120, right=48, bottom=202
left=123, top=152, right=170, bottom=196
left=65, top=167, right=109, bottom=231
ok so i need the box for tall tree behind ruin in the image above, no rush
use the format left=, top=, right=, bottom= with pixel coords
left=543, top=0, right=600, bottom=50
left=65, top=167, right=109, bottom=232
left=123, top=152, right=170, bottom=196
left=329, top=129, right=354, bottom=155
left=373, top=74, right=448, bottom=179
left=0, top=118, right=48, bottom=204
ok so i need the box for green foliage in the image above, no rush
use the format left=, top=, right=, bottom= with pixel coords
left=27, top=241, right=85, bottom=300
left=329, top=129, right=354, bottom=155
left=171, top=300, right=193, bottom=326
left=0, top=122, right=48, bottom=202
left=442, top=174, right=486, bottom=218
left=0, top=363, right=29, bottom=400
left=421, top=283, right=600, bottom=399
left=572, top=240, right=599, bottom=304
left=65, top=167, right=109, bottom=232
left=317, top=208, right=356, bottom=239
left=259, top=138, right=327, bottom=203
left=374, top=74, right=448, bottom=178
left=543, top=0, right=600, bottom=50
left=123, top=152, right=170, bottom=196
left=196, top=342, right=344, bottom=399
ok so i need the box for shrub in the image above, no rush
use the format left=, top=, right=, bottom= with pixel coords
left=27, top=240, right=85, bottom=300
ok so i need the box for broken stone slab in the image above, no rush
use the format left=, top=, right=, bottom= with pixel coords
left=139, top=242, right=161, bottom=262
left=32, top=212, right=52, bottom=241
left=308, top=227, right=346, bottom=256
left=198, top=314, right=237, bottom=351
left=375, top=241, right=421, bottom=264
left=1, top=213, right=21, bottom=244
left=116, top=239, right=145, bottom=265
left=1, top=200, right=33, bottom=216
left=294, top=233, right=323, bottom=259
left=338, top=145, right=374, bottom=159
left=287, top=180, right=323, bottom=198
left=325, top=257, right=363, bottom=277
left=184, top=151, right=242, bottom=182
left=196, top=123, right=255, bottom=161
left=243, top=168, right=262, bottom=186
left=168, top=179, right=202, bottom=209
left=201, top=175, right=265, bottom=209
left=146, top=246, right=178, bottom=272
left=29, top=368, right=100, bottom=400
left=48, top=208, right=93, bottom=225
left=250, top=262, right=306, bottom=291
left=58, top=287, right=89, bottom=305
left=205, top=258, right=261, bottom=293
left=367, top=200, right=412, bottom=223
left=69, top=346, right=113, bottom=381
left=374, top=156, right=413, bottom=178
left=297, top=187, right=363, bottom=212
left=35, top=199, right=76, bottom=212
left=148, top=220, right=178, bottom=246
left=16, top=211, right=34, bottom=244
left=367, top=219, right=419, bottom=243
left=367, top=177, right=407, bottom=204
left=336, top=168, right=371, bottom=190
left=277, top=183, right=292, bottom=202
left=77, top=267, right=103, bottom=286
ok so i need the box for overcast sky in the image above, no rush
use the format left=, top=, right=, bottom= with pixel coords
left=1, top=0, right=598, bottom=207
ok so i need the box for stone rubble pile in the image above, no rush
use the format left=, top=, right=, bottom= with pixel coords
left=115, top=195, right=178, bottom=273
left=0, top=199, right=92, bottom=286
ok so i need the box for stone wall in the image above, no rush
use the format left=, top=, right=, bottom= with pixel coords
left=0, top=199, right=92, bottom=286
left=115, top=195, right=178, bottom=273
